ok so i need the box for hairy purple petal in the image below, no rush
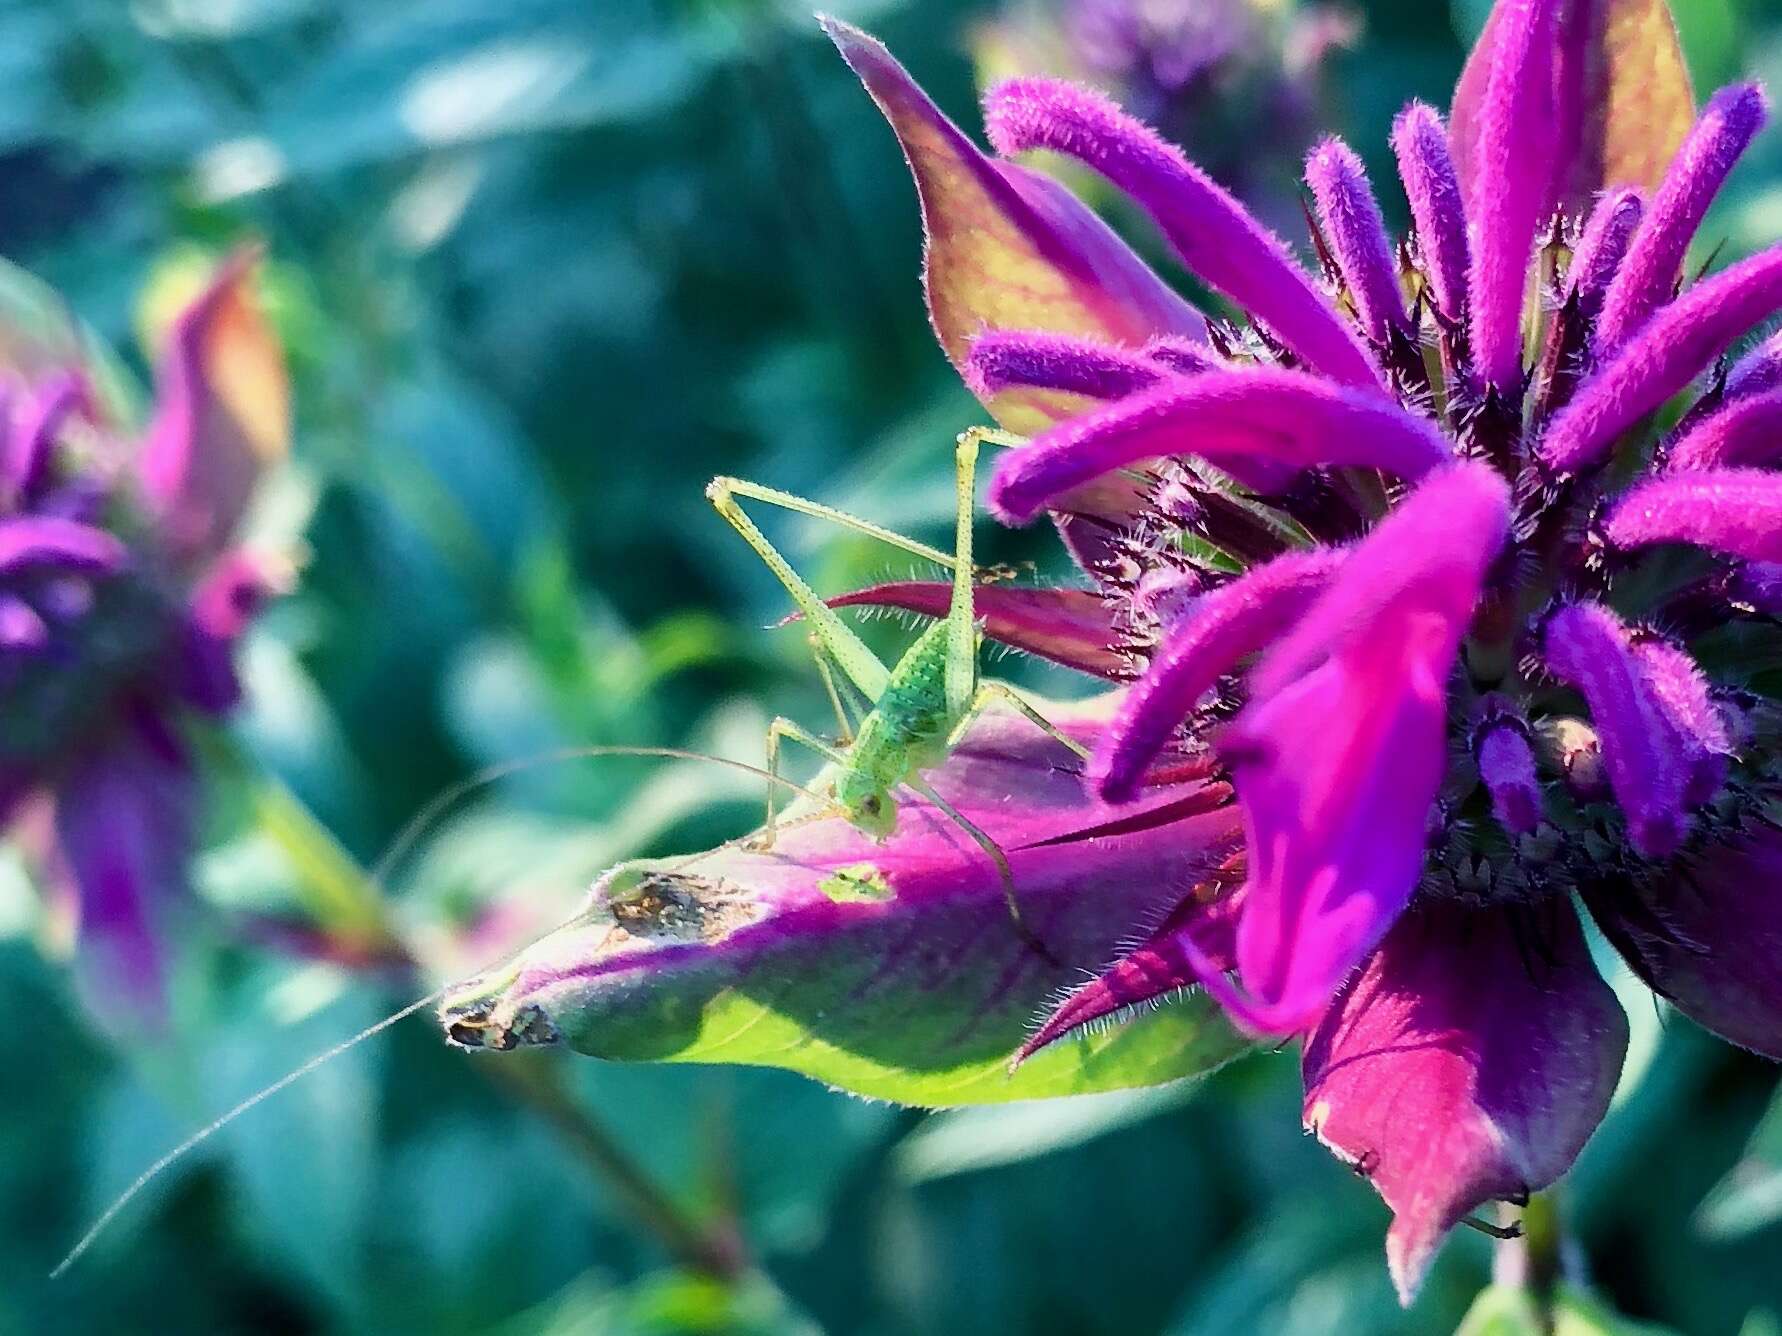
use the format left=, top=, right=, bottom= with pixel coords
left=1196, top=463, right=1510, bottom=1034
left=1539, top=245, right=1782, bottom=476
left=963, top=330, right=1167, bottom=401
left=1596, top=84, right=1769, bottom=350
left=812, top=580, right=1130, bottom=679
left=1630, top=638, right=1731, bottom=806
left=1303, top=901, right=1627, bottom=1305
left=0, top=515, right=126, bottom=577
left=1726, top=329, right=1782, bottom=400
left=1588, top=817, right=1782, bottom=1060
left=1476, top=716, right=1543, bottom=835
left=981, top=77, right=1379, bottom=387
left=1306, top=136, right=1407, bottom=341
left=1539, top=602, right=1690, bottom=857
left=988, top=368, right=1451, bottom=524
left=2, top=371, right=89, bottom=503
left=1391, top=102, right=1470, bottom=321
left=1568, top=187, right=1644, bottom=309
left=1602, top=469, right=1782, bottom=563
left=1465, top=0, right=1561, bottom=390
left=1666, top=388, right=1782, bottom=470
left=1139, top=335, right=1218, bottom=375
left=1015, top=886, right=1242, bottom=1064
left=1092, top=549, right=1345, bottom=804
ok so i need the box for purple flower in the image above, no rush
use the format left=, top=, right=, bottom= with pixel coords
left=834, top=0, right=1767, bottom=1301
left=443, top=0, right=1782, bottom=1307
left=1, top=252, right=289, bottom=1031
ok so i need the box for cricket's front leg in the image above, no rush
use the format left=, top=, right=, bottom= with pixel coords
left=757, top=716, right=850, bottom=850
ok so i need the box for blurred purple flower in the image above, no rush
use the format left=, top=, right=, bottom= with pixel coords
left=977, top=0, right=1359, bottom=225
left=1, top=251, right=289, bottom=1031
left=825, top=0, right=1774, bottom=1300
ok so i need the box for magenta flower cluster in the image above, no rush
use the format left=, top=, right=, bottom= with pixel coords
left=834, top=0, right=1782, bottom=1298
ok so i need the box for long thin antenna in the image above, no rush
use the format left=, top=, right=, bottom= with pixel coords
left=51, top=744, right=829, bottom=1278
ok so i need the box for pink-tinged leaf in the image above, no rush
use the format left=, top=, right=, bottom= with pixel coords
left=439, top=698, right=1251, bottom=1105
left=825, top=19, right=1205, bottom=438
left=1451, top=0, right=1695, bottom=216
left=1586, top=815, right=1782, bottom=1060
left=1015, top=880, right=1244, bottom=1064
left=136, top=250, right=290, bottom=564
left=1303, top=901, right=1627, bottom=1304
left=812, top=580, right=1130, bottom=679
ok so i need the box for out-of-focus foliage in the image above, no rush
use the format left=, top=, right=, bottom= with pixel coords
left=7, top=0, right=1782, bottom=1332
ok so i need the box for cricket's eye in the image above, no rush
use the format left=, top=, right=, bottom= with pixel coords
left=860, top=794, right=882, bottom=817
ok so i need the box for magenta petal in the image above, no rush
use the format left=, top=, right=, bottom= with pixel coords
left=1464, top=0, right=1561, bottom=390
left=179, top=548, right=286, bottom=712
left=980, top=77, right=1379, bottom=388
left=1588, top=816, right=1782, bottom=1060
left=1305, top=136, right=1408, bottom=342
left=1596, top=84, right=1769, bottom=351
left=1205, top=463, right=1509, bottom=1035
left=1568, top=187, right=1644, bottom=309
left=1303, top=901, right=1627, bottom=1304
left=3, top=370, right=90, bottom=503
left=812, top=580, right=1130, bottom=679
left=1539, top=601, right=1691, bottom=857
left=0, top=515, right=126, bottom=577
left=1667, top=386, right=1782, bottom=471
left=1602, top=468, right=1782, bottom=563
left=963, top=329, right=1168, bottom=402
left=1539, top=245, right=1782, bottom=475
left=987, top=368, right=1451, bottom=524
left=1015, top=885, right=1242, bottom=1064
left=1477, top=715, right=1543, bottom=835
left=1630, top=638, right=1731, bottom=806
left=53, top=735, right=195, bottom=1031
left=1391, top=102, right=1470, bottom=322
left=1091, top=549, right=1345, bottom=804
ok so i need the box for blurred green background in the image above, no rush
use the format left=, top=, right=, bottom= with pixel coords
left=8, top=0, right=1782, bottom=1331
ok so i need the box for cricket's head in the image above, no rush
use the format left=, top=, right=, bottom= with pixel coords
left=833, top=768, right=898, bottom=838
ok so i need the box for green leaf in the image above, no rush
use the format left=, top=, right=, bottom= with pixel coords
left=1696, top=1079, right=1782, bottom=1240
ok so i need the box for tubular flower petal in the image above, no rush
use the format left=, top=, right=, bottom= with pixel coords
left=1476, top=710, right=1543, bottom=835
left=1305, top=136, right=1408, bottom=342
left=1602, top=468, right=1782, bottom=562
left=1539, top=245, right=1782, bottom=475
left=1091, top=549, right=1344, bottom=803
left=1391, top=103, right=1470, bottom=321
left=1199, top=463, right=1509, bottom=1034
left=981, top=77, right=1379, bottom=387
left=963, top=329, right=1171, bottom=402
left=1666, top=386, right=1782, bottom=470
left=1568, top=187, right=1644, bottom=309
left=987, top=368, right=1451, bottom=524
left=1464, top=0, right=1562, bottom=391
left=1539, top=602, right=1691, bottom=857
left=1630, top=637, right=1732, bottom=806
left=1596, top=84, right=1769, bottom=350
